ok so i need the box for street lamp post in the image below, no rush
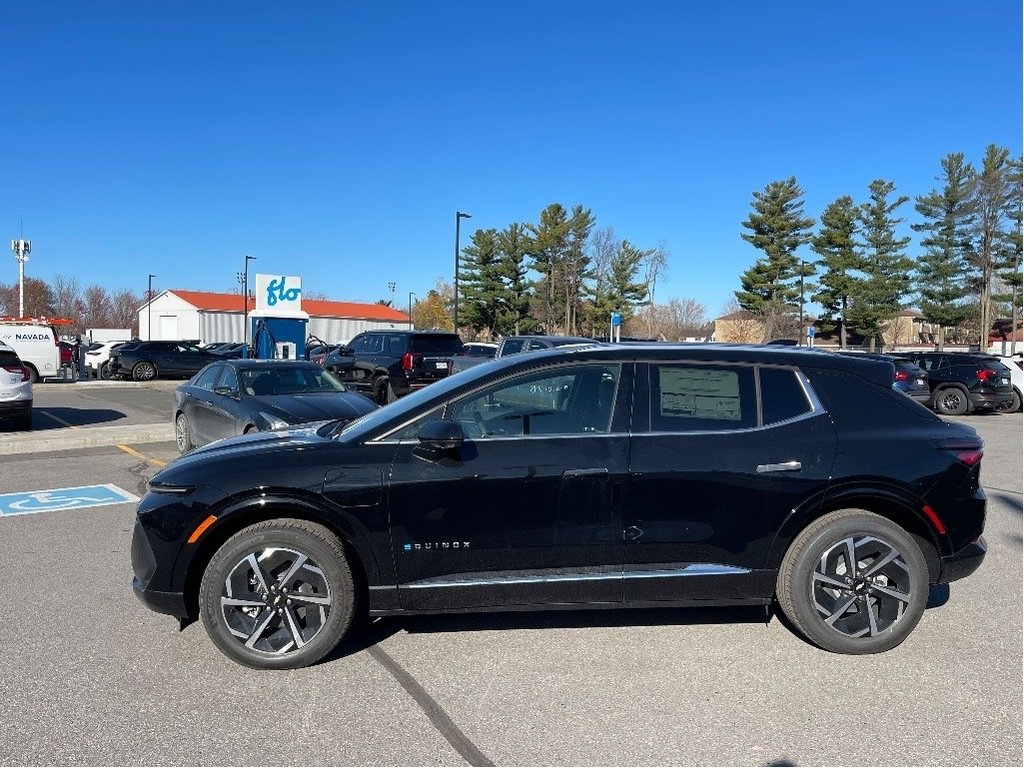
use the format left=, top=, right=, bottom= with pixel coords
left=147, top=273, right=156, bottom=340
left=11, top=239, right=31, bottom=317
left=453, top=211, right=471, bottom=334
left=242, top=254, right=256, bottom=357
left=408, top=291, right=416, bottom=330
left=799, top=261, right=807, bottom=346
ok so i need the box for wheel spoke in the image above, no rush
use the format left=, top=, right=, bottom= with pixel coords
left=245, top=553, right=271, bottom=593
left=813, top=572, right=848, bottom=590
left=842, top=537, right=858, bottom=577
left=862, top=547, right=899, bottom=577
left=823, top=595, right=858, bottom=626
left=869, top=583, right=910, bottom=604
left=287, top=591, right=331, bottom=606
left=863, top=595, right=880, bottom=636
left=283, top=606, right=307, bottom=649
left=221, top=597, right=264, bottom=608
left=277, top=553, right=309, bottom=589
left=244, top=609, right=276, bottom=648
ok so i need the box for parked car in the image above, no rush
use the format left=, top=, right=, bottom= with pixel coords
left=450, top=334, right=595, bottom=375
left=991, top=354, right=1023, bottom=412
left=108, top=340, right=221, bottom=381
left=173, top=359, right=377, bottom=453
left=837, top=352, right=930, bottom=404
left=0, top=341, right=32, bottom=430
left=133, top=344, right=987, bottom=669
left=210, top=342, right=254, bottom=359
left=903, top=352, right=1014, bottom=415
left=84, top=339, right=131, bottom=379
left=322, top=330, right=464, bottom=404
left=459, top=342, right=498, bottom=357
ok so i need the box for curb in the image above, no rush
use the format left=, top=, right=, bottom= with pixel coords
left=0, top=423, right=175, bottom=455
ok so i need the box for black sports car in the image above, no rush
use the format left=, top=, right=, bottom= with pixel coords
left=136, top=344, right=986, bottom=669
left=172, top=359, right=377, bottom=453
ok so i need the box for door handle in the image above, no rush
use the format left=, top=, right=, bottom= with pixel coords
left=623, top=524, right=643, bottom=542
left=756, top=461, right=803, bottom=473
left=562, top=468, right=610, bottom=478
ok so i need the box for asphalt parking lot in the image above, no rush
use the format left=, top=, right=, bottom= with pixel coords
left=0, top=384, right=1021, bottom=766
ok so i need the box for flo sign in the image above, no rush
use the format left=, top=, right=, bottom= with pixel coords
left=255, top=274, right=302, bottom=314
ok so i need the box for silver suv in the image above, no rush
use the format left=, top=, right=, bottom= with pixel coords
left=0, top=341, right=33, bottom=430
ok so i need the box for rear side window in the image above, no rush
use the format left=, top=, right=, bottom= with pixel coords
left=0, top=350, right=22, bottom=367
left=805, top=369, right=938, bottom=426
left=411, top=335, right=463, bottom=356
left=500, top=339, right=525, bottom=356
left=649, top=364, right=756, bottom=431
left=759, top=367, right=812, bottom=424
left=386, top=335, right=409, bottom=354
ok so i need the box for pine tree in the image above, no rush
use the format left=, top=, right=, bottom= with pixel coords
left=459, top=228, right=506, bottom=338
left=811, top=195, right=860, bottom=349
left=849, top=179, right=913, bottom=351
left=528, top=204, right=570, bottom=333
left=496, top=223, right=534, bottom=335
left=595, top=240, right=648, bottom=335
left=735, top=177, right=814, bottom=341
left=911, top=153, right=975, bottom=350
left=970, top=145, right=1017, bottom=349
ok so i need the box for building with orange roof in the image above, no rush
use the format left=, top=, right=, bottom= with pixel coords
left=138, top=289, right=411, bottom=345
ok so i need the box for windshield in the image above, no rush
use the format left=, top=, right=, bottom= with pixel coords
left=241, top=365, right=348, bottom=395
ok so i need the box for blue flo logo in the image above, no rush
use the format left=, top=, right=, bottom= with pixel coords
left=266, top=276, right=301, bottom=307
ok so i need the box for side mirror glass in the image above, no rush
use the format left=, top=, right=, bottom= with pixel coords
left=417, top=419, right=464, bottom=451
left=214, top=385, right=237, bottom=398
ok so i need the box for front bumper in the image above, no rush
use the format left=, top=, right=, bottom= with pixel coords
left=131, top=517, right=188, bottom=618
left=937, top=535, right=987, bottom=584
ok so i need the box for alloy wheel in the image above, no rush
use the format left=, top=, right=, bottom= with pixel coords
left=811, top=535, right=911, bottom=638
left=133, top=361, right=156, bottom=381
left=220, top=547, right=333, bottom=655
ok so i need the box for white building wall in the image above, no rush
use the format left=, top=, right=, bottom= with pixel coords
left=138, top=292, right=201, bottom=341
left=308, top=316, right=412, bottom=345
left=199, top=312, right=245, bottom=345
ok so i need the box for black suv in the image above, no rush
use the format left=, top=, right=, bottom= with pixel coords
left=321, top=330, right=463, bottom=404
left=133, top=344, right=987, bottom=669
left=108, top=341, right=220, bottom=381
left=903, top=352, right=1014, bottom=415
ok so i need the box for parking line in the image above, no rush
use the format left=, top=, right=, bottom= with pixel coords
left=37, top=410, right=80, bottom=429
left=116, top=444, right=168, bottom=467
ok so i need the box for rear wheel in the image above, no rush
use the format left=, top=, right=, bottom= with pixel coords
left=776, top=509, right=928, bottom=654
left=994, top=388, right=1021, bottom=413
left=199, top=519, right=356, bottom=669
left=373, top=377, right=391, bottom=405
left=933, top=386, right=968, bottom=416
left=132, top=360, right=157, bottom=381
left=99, top=362, right=111, bottom=380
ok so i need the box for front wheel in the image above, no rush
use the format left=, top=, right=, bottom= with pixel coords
left=175, top=412, right=194, bottom=453
left=199, top=519, right=356, bottom=669
left=933, top=387, right=968, bottom=416
left=776, top=510, right=929, bottom=654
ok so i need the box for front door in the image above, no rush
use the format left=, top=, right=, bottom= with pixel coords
left=386, top=363, right=632, bottom=610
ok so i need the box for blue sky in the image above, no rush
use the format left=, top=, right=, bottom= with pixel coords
left=2, top=1, right=1021, bottom=318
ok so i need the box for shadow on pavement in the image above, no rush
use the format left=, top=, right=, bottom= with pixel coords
left=32, top=407, right=126, bottom=429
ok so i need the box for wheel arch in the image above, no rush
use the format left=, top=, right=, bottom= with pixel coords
left=768, top=486, right=943, bottom=583
left=178, top=494, right=379, bottom=620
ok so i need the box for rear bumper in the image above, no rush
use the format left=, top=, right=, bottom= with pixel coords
left=970, top=391, right=1013, bottom=411
left=937, top=536, right=987, bottom=584
left=0, top=399, right=32, bottom=416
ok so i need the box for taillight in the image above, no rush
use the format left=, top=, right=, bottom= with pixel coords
left=894, top=368, right=909, bottom=381
left=939, top=438, right=984, bottom=466
left=22, top=365, right=30, bottom=381
left=2, top=364, right=28, bottom=382
left=976, top=369, right=996, bottom=382
left=401, top=352, right=422, bottom=371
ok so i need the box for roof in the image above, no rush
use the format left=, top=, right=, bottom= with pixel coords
left=166, top=290, right=410, bottom=322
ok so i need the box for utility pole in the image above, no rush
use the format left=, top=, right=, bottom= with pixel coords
left=454, top=211, right=471, bottom=333
left=147, top=274, right=156, bottom=340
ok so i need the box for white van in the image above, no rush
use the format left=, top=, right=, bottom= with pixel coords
left=0, top=320, right=61, bottom=382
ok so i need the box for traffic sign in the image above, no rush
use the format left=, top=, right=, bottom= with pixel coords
left=0, top=484, right=140, bottom=517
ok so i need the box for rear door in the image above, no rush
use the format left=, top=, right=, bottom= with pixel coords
left=409, top=334, right=463, bottom=381
left=623, top=362, right=836, bottom=602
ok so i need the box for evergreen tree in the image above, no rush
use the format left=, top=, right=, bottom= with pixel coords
left=811, top=195, right=860, bottom=349
left=563, top=205, right=596, bottom=335
left=849, top=179, right=913, bottom=351
left=528, top=204, right=571, bottom=333
left=495, top=223, right=534, bottom=335
left=735, top=177, right=814, bottom=341
left=911, top=153, right=975, bottom=350
left=992, top=156, right=1022, bottom=353
left=593, top=240, right=648, bottom=336
left=459, top=228, right=506, bottom=338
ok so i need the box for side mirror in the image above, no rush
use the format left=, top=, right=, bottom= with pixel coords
left=417, top=419, right=464, bottom=451
left=213, top=385, right=238, bottom=398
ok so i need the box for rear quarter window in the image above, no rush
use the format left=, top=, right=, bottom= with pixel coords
left=804, top=369, right=939, bottom=426
left=759, top=367, right=812, bottom=424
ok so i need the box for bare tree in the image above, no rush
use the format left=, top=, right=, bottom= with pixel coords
left=51, top=274, right=84, bottom=329
left=642, top=241, right=670, bottom=337
left=109, top=289, right=141, bottom=334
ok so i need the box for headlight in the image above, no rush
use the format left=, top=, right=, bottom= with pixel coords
left=258, top=411, right=290, bottom=430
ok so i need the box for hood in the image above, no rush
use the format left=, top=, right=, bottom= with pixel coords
left=253, top=392, right=377, bottom=423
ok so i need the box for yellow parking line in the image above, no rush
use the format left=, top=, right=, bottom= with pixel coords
left=38, top=410, right=80, bottom=429
left=116, top=444, right=168, bottom=467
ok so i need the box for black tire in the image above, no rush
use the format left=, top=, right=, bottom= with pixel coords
left=776, top=509, right=929, bottom=654
left=99, top=362, right=111, bottom=380
left=994, top=388, right=1021, bottom=414
left=199, top=519, right=356, bottom=670
left=933, top=386, right=969, bottom=416
left=132, top=360, right=158, bottom=382
left=373, top=377, right=390, bottom=405
left=174, top=412, right=194, bottom=453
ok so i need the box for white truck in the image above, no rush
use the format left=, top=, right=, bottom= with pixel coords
left=0, top=319, right=61, bottom=382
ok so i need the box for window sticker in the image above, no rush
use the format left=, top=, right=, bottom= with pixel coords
left=660, top=368, right=741, bottom=421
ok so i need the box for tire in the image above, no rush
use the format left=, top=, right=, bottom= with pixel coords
left=175, top=412, right=194, bottom=453
left=199, top=519, right=356, bottom=670
left=386, top=381, right=397, bottom=404
left=933, top=386, right=969, bottom=416
left=99, top=362, right=111, bottom=380
left=776, top=509, right=929, bottom=654
left=373, top=377, right=390, bottom=405
left=132, top=360, right=158, bottom=382
left=994, top=388, right=1021, bottom=414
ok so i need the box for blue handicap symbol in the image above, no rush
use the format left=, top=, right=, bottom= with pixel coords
left=0, top=484, right=140, bottom=517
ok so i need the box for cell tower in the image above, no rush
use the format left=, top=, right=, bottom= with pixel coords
left=11, top=238, right=32, bottom=318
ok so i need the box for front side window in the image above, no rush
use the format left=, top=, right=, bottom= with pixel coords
left=649, top=364, right=756, bottom=432
left=450, top=364, right=621, bottom=437
left=217, top=366, right=240, bottom=393
left=192, top=364, right=222, bottom=390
